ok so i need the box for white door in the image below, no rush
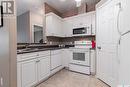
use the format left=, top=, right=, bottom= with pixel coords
left=38, top=56, right=50, bottom=81
left=96, top=0, right=119, bottom=86
left=20, top=59, right=37, bottom=87
left=118, top=0, right=130, bottom=85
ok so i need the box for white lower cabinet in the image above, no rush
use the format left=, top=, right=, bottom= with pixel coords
left=50, top=50, right=63, bottom=75
left=61, top=49, right=72, bottom=68
left=17, top=59, right=38, bottom=87
left=17, top=51, right=50, bottom=87
left=17, top=49, right=96, bottom=87
left=51, top=54, right=61, bottom=70
left=38, top=56, right=50, bottom=82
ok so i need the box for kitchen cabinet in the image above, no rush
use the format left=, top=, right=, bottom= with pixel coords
left=17, top=58, right=38, bottom=87
left=46, top=12, right=96, bottom=37
left=62, top=20, right=73, bottom=37
left=50, top=49, right=65, bottom=75
left=70, top=13, right=91, bottom=28
left=50, top=50, right=62, bottom=70
left=91, top=13, right=96, bottom=35
left=37, top=56, right=50, bottom=82
left=62, top=11, right=96, bottom=37
left=61, top=49, right=72, bottom=68
left=46, top=13, right=63, bottom=37
left=17, top=51, right=50, bottom=87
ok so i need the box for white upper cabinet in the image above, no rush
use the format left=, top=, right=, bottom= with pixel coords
left=62, top=11, right=96, bottom=37
left=91, top=13, right=96, bottom=35
left=62, top=20, right=73, bottom=37
left=46, top=13, right=63, bottom=37
left=46, top=11, right=96, bottom=37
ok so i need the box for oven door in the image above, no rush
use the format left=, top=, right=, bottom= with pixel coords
left=70, top=49, right=90, bottom=66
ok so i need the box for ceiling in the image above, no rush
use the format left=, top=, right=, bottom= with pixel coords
left=17, top=0, right=99, bottom=16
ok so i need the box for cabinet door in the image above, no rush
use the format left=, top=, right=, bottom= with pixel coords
left=63, top=20, right=73, bottom=37
left=38, top=56, right=50, bottom=81
left=53, top=16, right=62, bottom=37
left=46, top=13, right=62, bottom=37
left=62, top=49, right=71, bottom=68
left=51, top=53, right=62, bottom=70
left=71, top=14, right=92, bottom=28
left=19, top=59, right=37, bottom=87
left=91, top=13, right=96, bottom=35
left=46, top=16, right=54, bottom=36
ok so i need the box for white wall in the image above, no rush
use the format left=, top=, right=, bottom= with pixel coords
left=17, top=11, right=30, bottom=43
left=17, top=9, right=45, bottom=43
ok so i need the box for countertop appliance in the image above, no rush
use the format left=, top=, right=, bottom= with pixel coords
left=73, top=27, right=92, bottom=36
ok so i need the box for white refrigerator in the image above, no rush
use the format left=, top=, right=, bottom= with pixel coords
left=118, top=0, right=130, bottom=85
left=96, top=0, right=130, bottom=86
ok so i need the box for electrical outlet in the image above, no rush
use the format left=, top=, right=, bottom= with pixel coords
left=0, top=77, right=3, bottom=86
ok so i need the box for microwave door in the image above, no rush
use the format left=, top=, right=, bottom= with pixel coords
left=73, top=28, right=86, bottom=35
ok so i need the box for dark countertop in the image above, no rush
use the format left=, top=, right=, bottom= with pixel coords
left=17, top=47, right=69, bottom=54
left=17, top=44, right=95, bottom=54
left=17, top=44, right=74, bottom=54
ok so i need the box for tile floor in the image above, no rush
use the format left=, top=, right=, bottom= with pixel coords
left=36, top=69, right=109, bottom=87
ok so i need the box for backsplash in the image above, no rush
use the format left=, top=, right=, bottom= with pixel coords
left=46, top=36, right=95, bottom=45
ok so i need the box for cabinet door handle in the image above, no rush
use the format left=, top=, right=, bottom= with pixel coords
left=36, top=60, right=40, bottom=63
left=0, top=6, right=3, bottom=27
left=97, top=46, right=101, bottom=50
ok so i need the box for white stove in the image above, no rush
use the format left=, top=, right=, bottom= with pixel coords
left=69, top=40, right=92, bottom=75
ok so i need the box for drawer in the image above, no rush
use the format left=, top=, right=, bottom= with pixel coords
left=69, top=64, right=90, bottom=75
left=37, top=51, right=50, bottom=57
left=17, top=51, right=51, bottom=62
left=17, top=53, right=37, bottom=62
left=51, top=50, right=62, bottom=55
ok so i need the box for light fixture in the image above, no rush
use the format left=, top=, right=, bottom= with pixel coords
left=75, top=0, right=81, bottom=2
left=60, top=0, right=66, bottom=2
left=75, top=0, right=82, bottom=7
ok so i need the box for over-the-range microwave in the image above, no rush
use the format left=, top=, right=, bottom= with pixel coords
left=73, top=27, right=92, bottom=36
